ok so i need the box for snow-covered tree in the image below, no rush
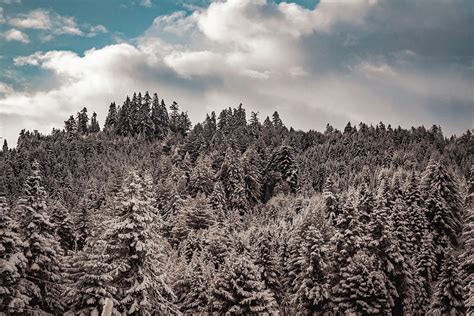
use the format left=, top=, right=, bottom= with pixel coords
left=430, top=253, right=466, bottom=315
left=0, top=192, right=29, bottom=313
left=100, top=170, right=177, bottom=314
left=189, top=155, right=214, bottom=197
left=50, top=201, right=75, bottom=254
left=16, top=161, right=64, bottom=313
left=210, top=254, right=278, bottom=314
left=218, top=147, right=248, bottom=212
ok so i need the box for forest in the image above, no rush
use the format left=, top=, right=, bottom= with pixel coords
left=0, top=91, right=472, bottom=315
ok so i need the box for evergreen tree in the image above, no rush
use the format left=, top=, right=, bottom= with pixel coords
left=88, top=112, right=100, bottom=133
left=218, top=147, right=248, bottom=212
left=151, top=95, right=169, bottom=139
left=76, top=107, right=89, bottom=135
left=2, top=139, right=8, bottom=153
left=422, top=160, right=463, bottom=247
left=189, top=155, right=214, bottom=197
left=332, top=250, right=390, bottom=315
left=64, top=115, right=77, bottom=134
left=16, top=161, right=64, bottom=313
left=100, top=171, right=177, bottom=314
left=210, top=255, right=278, bottom=314
left=116, top=96, right=134, bottom=136
left=50, top=201, right=75, bottom=254
left=174, top=253, right=213, bottom=313
left=241, top=146, right=263, bottom=205
left=292, top=224, right=331, bottom=313
left=104, top=102, right=118, bottom=132
left=430, top=253, right=466, bottom=315
left=0, top=192, right=29, bottom=313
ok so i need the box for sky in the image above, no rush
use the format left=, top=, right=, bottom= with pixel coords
left=0, top=0, right=473, bottom=146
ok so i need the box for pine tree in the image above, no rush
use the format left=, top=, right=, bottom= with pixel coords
left=218, top=147, right=248, bottom=212
left=76, top=107, right=89, bottom=135
left=64, top=115, right=77, bottom=134
left=2, top=139, right=8, bottom=153
left=104, top=102, right=118, bottom=132
left=169, top=101, right=180, bottom=133
left=189, top=155, right=214, bottom=197
left=241, top=146, right=263, bottom=205
left=100, top=171, right=177, bottom=314
left=332, top=250, right=390, bottom=315
left=253, top=228, right=282, bottom=303
left=116, top=96, right=134, bottom=136
left=151, top=95, right=169, bottom=139
left=422, top=160, right=463, bottom=247
left=460, top=170, right=473, bottom=313
left=430, top=253, right=466, bottom=315
left=292, top=224, right=331, bottom=313
left=174, top=253, right=213, bottom=313
left=88, top=112, right=100, bottom=133
left=0, top=192, right=30, bottom=313
left=16, top=161, right=64, bottom=313
left=263, top=146, right=298, bottom=201
left=210, top=255, right=278, bottom=314
left=50, top=201, right=75, bottom=254
left=65, top=242, right=119, bottom=315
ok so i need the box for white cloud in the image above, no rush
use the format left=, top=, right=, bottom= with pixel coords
left=0, top=8, right=5, bottom=24
left=9, top=9, right=52, bottom=29
left=139, top=0, right=152, bottom=8
left=3, top=28, right=30, bottom=43
left=0, top=82, right=14, bottom=94
left=7, top=9, right=107, bottom=39
left=0, top=0, right=21, bottom=4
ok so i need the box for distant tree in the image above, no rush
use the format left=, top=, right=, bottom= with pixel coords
left=151, top=95, right=169, bottom=139
left=88, top=112, right=100, bottom=133
left=241, top=146, right=263, bottom=205
left=272, top=111, right=284, bottom=128
left=104, top=102, right=118, bottom=131
left=116, top=96, right=134, bottom=136
left=2, top=139, right=8, bottom=153
left=218, top=147, right=248, bottom=212
left=189, top=155, right=214, bottom=197
left=77, top=107, right=89, bottom=135
left=64, top=115, right=77, bottom=134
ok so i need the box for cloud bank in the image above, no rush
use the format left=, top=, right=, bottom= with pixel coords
left=0, top=0, right=472, bottom=145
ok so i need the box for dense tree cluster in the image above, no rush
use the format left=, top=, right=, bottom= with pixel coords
left=0, top=92, right=472, bottom=314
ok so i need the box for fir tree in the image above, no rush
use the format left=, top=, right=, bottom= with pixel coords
left=104, top=102, right=118, bottom=131
left=100, top=171, right=177, bottom=314
left=241, top=146, right=263, bottom=205
left=50, top=201, right=75, bottom=254
left=151, top=95, right=169, bottom=139
left=64, top=115, right=77, bottom=134
left=2, top=139, right=8, bottom=153
left=422, top=160, right=463, bottom=247
left=210, top=255, right=278, bottom=314
left=0, top=192, right=29, bottom=313
left=218, top=147, right=248, bottom=212
left=189, top=155, right=214, bottom=197
left=430, top=253, right=466, bottom=315
left=88, top=112, right=100, bottom=133
left=16, top=161, right=64, bottom=313
left=76, top=107, right=89, bottom=135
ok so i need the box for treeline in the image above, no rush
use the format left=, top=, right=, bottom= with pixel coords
left=0, top=92, right=472, bottom=315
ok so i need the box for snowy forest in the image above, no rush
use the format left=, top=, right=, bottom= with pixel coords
left=0, top=91, right=472, bottom=315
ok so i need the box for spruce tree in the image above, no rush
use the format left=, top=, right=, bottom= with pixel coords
left=241, top=146, right=263, bottom=205
left=210, top=255, right=278, bottom=314
left=430, top=253, right=466, bottom=315
left=422, top=160, right=463, bottom=247
left=50, top=201, right=75, bottom=254
left=16, top=161, right=64, bottom=313
left=76, top=107, right=89, bottom=135
left=189, top=155, right=214, bottom=197
left=218, top=147, right=248, bottom=212
left=100, top=171, right=177, bottom=314
left=151, top=95, right=169, bottom=139
left=104, top=102, right=118, bottom=132
left=0, top=192, right=29, bottom=313
left=88, top=112, right=100, bottom=133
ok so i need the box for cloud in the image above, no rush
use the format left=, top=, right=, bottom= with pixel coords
left=0, top=0, right=21, bottom=4
left=0, top=7, right=5, bottom=24
left=3, top=28, right=30, bottom=43
left=7, top=9, right=107, bottom=39
left=141, top=0, right=152, bottom=7
left=0, top=82, right=14, bottom=95
left=0, top=0, right=472, bottom=145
